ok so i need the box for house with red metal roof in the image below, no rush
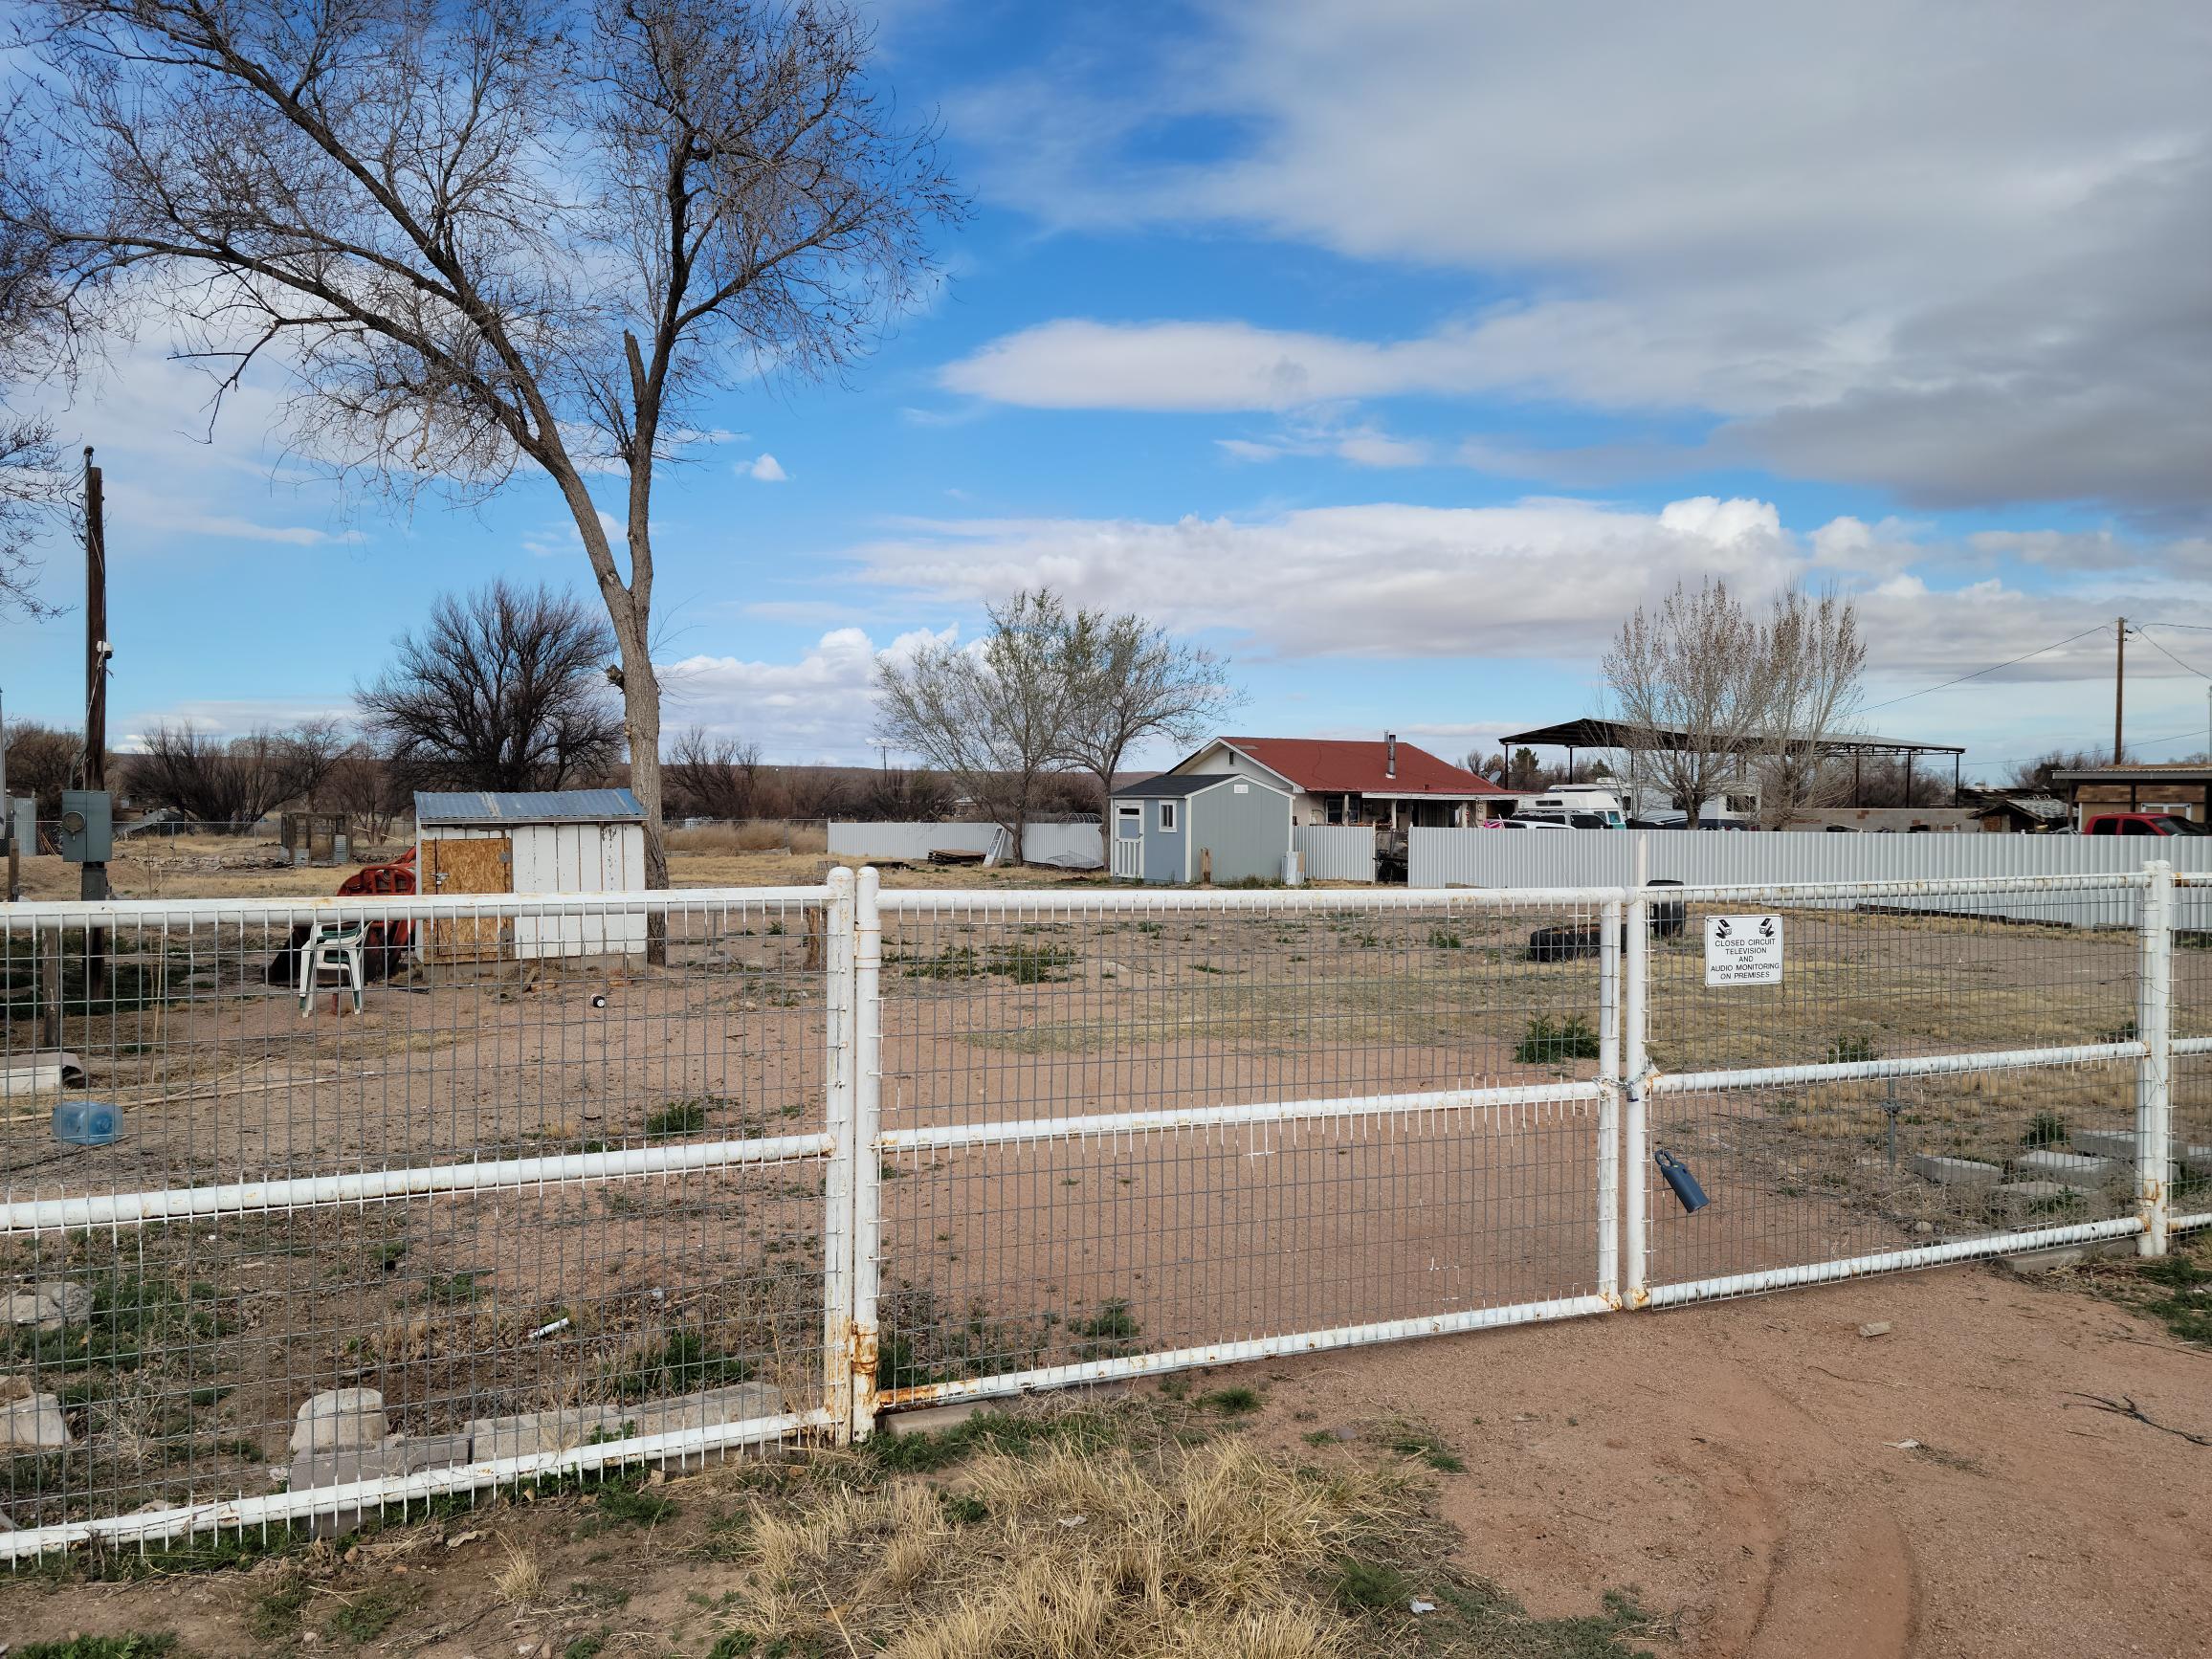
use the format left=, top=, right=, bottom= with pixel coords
left=1163, top=735, right=1510, bottom=829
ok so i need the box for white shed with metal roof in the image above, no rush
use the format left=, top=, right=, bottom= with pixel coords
left=413, top=789, right=648, bottom=960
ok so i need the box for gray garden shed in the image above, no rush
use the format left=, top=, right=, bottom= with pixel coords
left=1108, top=773, right=1294, bottom=884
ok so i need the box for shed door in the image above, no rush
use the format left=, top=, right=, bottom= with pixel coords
left=425, top=835, right=515, bottom=962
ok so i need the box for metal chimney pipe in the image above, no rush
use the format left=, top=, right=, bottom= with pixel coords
left=1385, top=732, right=1397, bottom=779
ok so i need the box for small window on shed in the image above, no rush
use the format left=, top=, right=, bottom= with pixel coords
left=1159, top=801, right=1179, bottom=832
left=1233, top=783, right=1250, bottom=793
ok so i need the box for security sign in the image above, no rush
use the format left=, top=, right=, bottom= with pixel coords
left=1703, top=914, right=1782, bottom=985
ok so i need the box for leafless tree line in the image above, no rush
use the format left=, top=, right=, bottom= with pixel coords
left=873, top=588, right=1244, bottom=856
left=1604, top=580, right=1869, bottom=826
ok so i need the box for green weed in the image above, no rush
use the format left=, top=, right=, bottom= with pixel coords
left=1515, top=1014, right=1600, bottom=1065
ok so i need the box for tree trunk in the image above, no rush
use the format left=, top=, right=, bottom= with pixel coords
left=622, top=651, right=668, bottom=890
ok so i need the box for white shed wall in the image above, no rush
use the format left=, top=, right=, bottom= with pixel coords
left=418, top=820, right=647, bottom=958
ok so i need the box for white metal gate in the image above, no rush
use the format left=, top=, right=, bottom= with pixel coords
left=3, top=862, right=2204, bottom=1556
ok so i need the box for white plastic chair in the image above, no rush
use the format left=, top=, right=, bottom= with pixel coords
left=298, top=920, right=367, bottom=1016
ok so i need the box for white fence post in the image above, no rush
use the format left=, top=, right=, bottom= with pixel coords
left=821, top=866, right=858, bottom=1442
left=2138, top=859, right=2174, bottom=1259
left=851, top=866, right=885, bottom=1440
left=1624, top=840, right=1651, bottom=1307
left=1598, top=895, right=1623, bottom=1306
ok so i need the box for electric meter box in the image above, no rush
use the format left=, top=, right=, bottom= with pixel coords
left=58, top=790, right=113, bottom=863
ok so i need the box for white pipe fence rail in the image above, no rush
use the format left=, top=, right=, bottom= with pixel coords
left=1, top=862, right=2204, bottom=1559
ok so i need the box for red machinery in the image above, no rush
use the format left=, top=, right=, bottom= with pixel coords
left=266, top=847, right=418, bottom=984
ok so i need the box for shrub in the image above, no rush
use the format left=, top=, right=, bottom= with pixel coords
left=1826, top=1032, right=1877, bottom=1064
left=2022, top=1111, right=2068, bottom=1149
left=1515, top=1014, right=1600, bottom=1064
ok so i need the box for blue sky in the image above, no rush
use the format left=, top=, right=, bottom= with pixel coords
left=5, top=0, right=2211, bottom=784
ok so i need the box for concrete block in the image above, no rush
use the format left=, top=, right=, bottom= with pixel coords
left=2013, top=1149, right=2123, bottom=1185
left=3, top=1281, right=93, bottom=1333
left=2068, top=1129, right=2136, bottom=1161
left=630, top=1381, right=784, bottom=1439
left=291, top=1387, right=388, bottom=1455
left=886, top=1398, right=998, bottom=1437
left=1992, top=1180, right=2088, bottom=1209
left=287, top=1436, right=491, bottom=1538
left=2179, top=1144, right=2212, bottom=1176
left=0, top=1384, right=72, bottom=1449
left=1998, top=1238, right=2138, bottom=1276
left=390, top=1430, right=476, bottom=1471
left=1908, top=1155, right=2002, bottom=1192
left=464, top=1403, right=631, bottom=1461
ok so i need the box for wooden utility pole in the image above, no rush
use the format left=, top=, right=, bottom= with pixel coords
left=84, top=450, right=111, bottom=1000
left=2113, top=616, right=2126, bottom=766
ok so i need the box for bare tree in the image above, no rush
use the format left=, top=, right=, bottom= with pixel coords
left=324, top=733, right=409, bottom=843
left=1052, top=606, right=1243, bottom=813
left=2, top=718, right=82, bottom=813
left=0, top=136, right=65, bottom=618
left=131, top=724, right=325, bottom=827
left=1753, top=588, right=1867, bottom=827
left=875, top=590, right=1079, bottom=860
left=1604, top=579, right=1768, bottom=825
left=6, top=0, right=961, bottom=883
left=2011, top=746, right=2107, bottom=791
left=0, top=412, right=58, bottom=617
left=664, top=725, right=763, bottom=820
left=279, top=717, right=356, bottom=812
left=358, top=581, right=624, bottom=791
left=857, top=764, right=953, bottom=821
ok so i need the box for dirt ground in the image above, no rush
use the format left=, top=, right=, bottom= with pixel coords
left=7, top=839, right=1117, bottom=903
left=0, top=1254, right=2204, bottom=1658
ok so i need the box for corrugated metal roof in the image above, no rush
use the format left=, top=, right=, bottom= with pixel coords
left=415, top=788, right=646, bottom=827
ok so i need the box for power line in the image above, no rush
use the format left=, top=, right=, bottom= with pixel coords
left=2134, top=630, right=2211, bottom=680
left=1858, top=624, right=2110, bottom=716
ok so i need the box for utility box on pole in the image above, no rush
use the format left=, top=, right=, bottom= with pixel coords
left=6, top=797, right=31, bottom=852
left=58, top=790, right=113, bottom=864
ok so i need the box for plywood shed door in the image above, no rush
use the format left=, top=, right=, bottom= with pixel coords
left=426, top=835, right=515, bottom=962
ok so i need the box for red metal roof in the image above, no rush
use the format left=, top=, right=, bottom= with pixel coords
left=1217, top=738, right=1510, bottom=797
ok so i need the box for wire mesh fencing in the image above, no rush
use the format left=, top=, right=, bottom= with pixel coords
left=867, top=884, right=1626, bottom=1409
left=2, top=861, right=2205, bottom=1557
left=2172, top=871, right=2212, bottom=1231
left=1637, top=873, right=2158, bottom=1303
left=2, top=884, right=839, bottom=1555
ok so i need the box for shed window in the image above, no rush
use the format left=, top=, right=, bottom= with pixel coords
left=1159, top=801, right=1180, bottom=832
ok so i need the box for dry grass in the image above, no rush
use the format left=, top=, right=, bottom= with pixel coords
left=725, top=1434, right=1416, bottom=1657
left=700, top=1399, right=1664, bottom=1658
left=492, top=1534, right=544, bottom=1605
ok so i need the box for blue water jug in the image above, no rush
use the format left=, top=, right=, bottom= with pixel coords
left=1653, top=1147, right=1710, bottom=1214
left=53, top=1101, right=122, bottom=1146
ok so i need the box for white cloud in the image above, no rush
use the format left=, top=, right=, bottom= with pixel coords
left=1212, top=408, right=1434, bottom=468
left=117, top=697, right=358, bottom=746
left=848, top=496, right=2212, bottom=687
left=161, top=514, right=365, bottom=547
left=742, top=453, right=788, bottom=482
left=523, top=509, right=626, bottom=559
left=949, top=2, right=2212, bottom=518
left=658, top=624, right=955, bottom=761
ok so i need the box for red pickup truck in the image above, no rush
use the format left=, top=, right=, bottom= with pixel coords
left=2081, top=812, right=2210, bottom=837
